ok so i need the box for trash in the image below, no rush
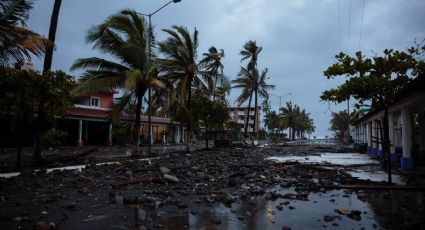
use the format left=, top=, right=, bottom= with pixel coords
left=163, top=174, right=179, bottom=182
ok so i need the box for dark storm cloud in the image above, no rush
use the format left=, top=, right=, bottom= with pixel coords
left=26, top=0, right=425, bottom=137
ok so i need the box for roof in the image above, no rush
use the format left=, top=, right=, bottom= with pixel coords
left=66, top=107, right=110, bottom=119
left=120, top=114, right=182, bottom=125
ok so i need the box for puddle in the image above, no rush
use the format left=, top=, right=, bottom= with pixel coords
left=267, top=153, right=379, bottom=166
left=136, top=188, right=380, bottom=229
left=348, top=169, right=405, bottom=185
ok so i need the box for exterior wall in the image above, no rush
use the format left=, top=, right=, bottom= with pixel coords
left=228, top=106, right=260, bottom=133
left=353, top=91, right=425, bottom=170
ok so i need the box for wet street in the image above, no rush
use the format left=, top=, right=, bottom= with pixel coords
left=1, top=140, right=424, bottom=229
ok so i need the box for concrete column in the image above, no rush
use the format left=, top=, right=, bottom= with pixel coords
left=372, top=121, right=378, bottom=156
left=77, top=119, right=83, bottom=147
left=107, top=123, right=113, bottom=146
left=366, top=122, right=371, bottom=153
left=401, top=107, right=413, bottom=170
left=363, top=124, right=367, bottom=144
left=162, top=126, right=166, bottom=144
left=174, top=126, right=179, bottom=144
left=388, top=113, right=397, bottom=162
left=182, top=127, right=185, bottom=143
left=419, top=111, right=425, bottom=156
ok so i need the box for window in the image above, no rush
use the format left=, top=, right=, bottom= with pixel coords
left=90, top=97, right=100, bottom=107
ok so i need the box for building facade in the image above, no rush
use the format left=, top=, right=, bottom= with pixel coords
left=228, top=106, right=260, bottom=134
left=351, top=75, right=425, bottom=170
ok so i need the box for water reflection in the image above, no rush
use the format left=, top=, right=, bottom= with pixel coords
left=136, top=188, right=381, bottom=230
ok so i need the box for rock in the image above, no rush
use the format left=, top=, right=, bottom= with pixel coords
left=160, top=166, right=171, bottom=174
left=177, top=203, right=187, bottom=209
left=33, top=221, right=55, bottom=230
left=288, top=206, right=295, bottom=210
left=210, top=219, right=221, bottom=225
left=323, top=215, right=334, bottom=222
left=82, top=215, right=107, bottom=222
left=276, top=205, right=283, bottom=211
left=332, top=223, right=339, bottom=227
left=163, top=174, right=179, bottom=183
left=347, top=210, right=361, bottom=221
left=334, top=208, right=349, bottom=215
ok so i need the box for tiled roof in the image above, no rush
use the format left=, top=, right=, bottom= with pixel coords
left=66, top=107, right=110, bottom=119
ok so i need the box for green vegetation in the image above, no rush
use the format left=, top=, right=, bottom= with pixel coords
left=71, top=10, right=164, bottom=152
left=232, top=40, right=275, bottom=139
left=263, top=101, right=315, bottom=140
left=0, top=0, right=49, bottom=68
left=321, top=46, right=424, bottom=183
left=0, top=70, right=74, bottom=165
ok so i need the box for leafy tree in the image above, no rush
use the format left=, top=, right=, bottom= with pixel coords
left=322, top=47, right=422, bottom=183
left=71, top=10, right=164, bottom=153
left=0, top=0, right=49, bottom=67
left=158, top=26, right=212, bottom=151
left=0, top=69, right=74, bottom=165
left=190, top=90, right=228, bottom=149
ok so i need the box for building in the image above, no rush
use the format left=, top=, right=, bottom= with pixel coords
left=228, top=106, right=260, bottom=134
left=351, top=74, right=425, bottom=170
left=61, top=92, right=186, bottom=146
left=1, top=90, right=186, bottom=147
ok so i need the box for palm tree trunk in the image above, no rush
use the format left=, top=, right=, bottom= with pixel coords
left=186, top=80, right=192, bottom=152
left=33, top=111, right=46, bottom=165
left=43, top=0, right=62, bottom=73
left=254, top=88, right=258, bottom=139
left=244, top=91, right=253, bottom=138
left=134, top=94, right=142, bottom=153
left=213, top=74, right=218, bottom=101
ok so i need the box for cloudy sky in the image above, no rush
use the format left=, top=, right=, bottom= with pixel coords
left=26, top=0, right=424, bottom=137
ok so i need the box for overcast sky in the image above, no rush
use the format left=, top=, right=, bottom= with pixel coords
left=26, top=0, right=425, bottom=137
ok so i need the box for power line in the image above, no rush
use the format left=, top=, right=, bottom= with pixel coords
left=347, top=0, right=352, bottom=54
left=338, top=0, right=342, bottom=52
left=358, top=0, right=366, bottom=50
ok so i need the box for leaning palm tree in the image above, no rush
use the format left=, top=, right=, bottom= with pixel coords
left=199, top=46, right=225, bottom=100
left=71, top=9, right=163, bottom=152
left=43, top=0, right=62, bottom=73
left=240, top=40, right=262, bottom=71
left=158, top=25, right=211, bottom=151
left=0, top=0, right=49, bottom=68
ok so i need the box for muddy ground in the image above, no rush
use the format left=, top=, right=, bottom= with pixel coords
left=0, top=141, right=424, bottom=230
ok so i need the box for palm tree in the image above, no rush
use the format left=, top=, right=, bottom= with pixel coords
left=158, top=26, right=211, bottom=151
left=71, top=9, right=163, bottom=152
left=199, top=46, right=225, bottom=100
left=43, top=0, right=62, bottom=73
left=0, top=0, right=49, bottom=68
left=232, top=67, right=274, bottom=137
left=280, top=101, right=297, bottom=140
left=240, top=40, right=262, bottom=71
